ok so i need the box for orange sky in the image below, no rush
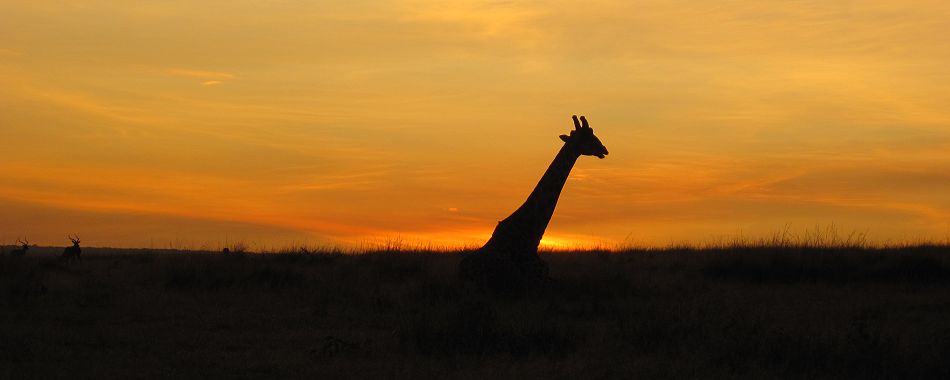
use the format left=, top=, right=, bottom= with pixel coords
left=2, top=1, right=950, bottom=249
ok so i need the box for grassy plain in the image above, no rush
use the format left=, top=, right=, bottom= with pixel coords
left=3, top=245, right=950, bottom=379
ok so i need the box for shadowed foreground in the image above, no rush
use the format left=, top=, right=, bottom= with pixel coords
left=3, top=246, right=950, bottom=379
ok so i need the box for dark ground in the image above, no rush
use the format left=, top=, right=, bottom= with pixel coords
left=3, top=246, right=950, bottom=379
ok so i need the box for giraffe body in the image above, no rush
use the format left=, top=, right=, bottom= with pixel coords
left=460, top=115, right=608, bottom=291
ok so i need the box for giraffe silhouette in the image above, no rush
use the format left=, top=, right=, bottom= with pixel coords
left=459, top=115, right=609, bottom=291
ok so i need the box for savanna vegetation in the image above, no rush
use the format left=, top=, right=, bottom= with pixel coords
left=3, top=244, right=950, bottom=379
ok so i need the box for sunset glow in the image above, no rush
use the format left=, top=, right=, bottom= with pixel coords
left=2, top=1, right=950, bottom=248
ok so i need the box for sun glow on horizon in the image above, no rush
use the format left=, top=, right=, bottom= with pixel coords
left=2, top=1, right=950, bottom=249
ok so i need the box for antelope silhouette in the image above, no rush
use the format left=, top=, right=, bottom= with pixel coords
left=62, top=235, right=82, bottom=263
left=9, top=239, right=30, bottom=258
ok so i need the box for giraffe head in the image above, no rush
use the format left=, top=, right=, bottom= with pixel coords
left=560, top=115, right=609, bottom=159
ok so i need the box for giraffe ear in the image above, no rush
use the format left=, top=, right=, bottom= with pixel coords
left=559, top=134, right=571, bottom=142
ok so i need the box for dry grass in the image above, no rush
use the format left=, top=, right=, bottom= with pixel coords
left=3, top=245, right=950, bottom=379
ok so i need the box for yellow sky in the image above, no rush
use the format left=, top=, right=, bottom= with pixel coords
left=2, top=0, right=950, bottom=249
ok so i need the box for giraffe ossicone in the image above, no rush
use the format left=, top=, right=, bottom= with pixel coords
left=459, top=115, right=609, bottom=292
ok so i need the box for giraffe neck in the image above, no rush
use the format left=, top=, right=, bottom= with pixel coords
left=482, top=143, right=580, bottom=254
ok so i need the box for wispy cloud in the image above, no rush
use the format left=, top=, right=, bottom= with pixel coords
left=0, top=162, right=374, bottom=243
left=167, top=68, right=236, bottom=80
left=21, top=85, right=164, bottom=127
left=168, top=68, right=237, bottom=85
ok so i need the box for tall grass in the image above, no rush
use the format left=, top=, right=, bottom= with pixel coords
left=5, top=244, right=950, bottom=378
left=4, top=232, right=950, bottom=378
